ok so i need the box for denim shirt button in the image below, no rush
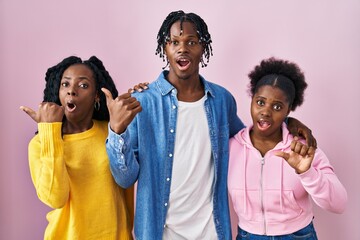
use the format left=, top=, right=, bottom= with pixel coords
left=170, top=129, right=174, bottom=133
left=166, top=178, right=170, bottom=181
left=164, top=202, right=168, bottom=206
left=172, top=105, right=176, bottom=109
left=119, top=138, right=123, bottom=144
left=169, top=153, right=173, bottom=157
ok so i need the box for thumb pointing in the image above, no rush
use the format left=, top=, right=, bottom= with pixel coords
left=20, top=106, right=37, bottom=122
left=101, top=88, right=113, bottom=104
left=275, top=151, right=290, bottom=161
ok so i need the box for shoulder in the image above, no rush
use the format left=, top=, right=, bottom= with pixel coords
left=131, top=85, right=160, bottom=105
left=94, top=120, right=108, bottom=132
left=204, top=80, right=233, bottom=95
left=28, top=132, right=40, bottom=147
left=230, top=128, right=247, bottom=146
left=204, top=81, right=235, bottom=103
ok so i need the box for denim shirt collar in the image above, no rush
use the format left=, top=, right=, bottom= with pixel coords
left=155, top=70, right=215, bottom=98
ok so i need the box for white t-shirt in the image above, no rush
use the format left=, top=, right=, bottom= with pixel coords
left=163, top=96, right=217, bottom=240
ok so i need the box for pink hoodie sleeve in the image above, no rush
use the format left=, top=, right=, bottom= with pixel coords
left=298, top=148, right=348, bottom=214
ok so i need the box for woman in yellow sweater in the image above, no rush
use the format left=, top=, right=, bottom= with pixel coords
left=20, top=56, right=134, bottom=240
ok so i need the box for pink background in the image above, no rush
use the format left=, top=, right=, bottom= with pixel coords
left=1, top=1, right=359, bottom=239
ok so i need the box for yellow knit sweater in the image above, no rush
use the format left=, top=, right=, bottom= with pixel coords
left=28, top=120, right=133, bottom=240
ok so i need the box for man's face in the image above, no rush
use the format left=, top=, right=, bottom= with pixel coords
left=164, top=20, right=204, bottom=80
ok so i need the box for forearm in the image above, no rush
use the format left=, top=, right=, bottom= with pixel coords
left=299, top=151, right=347, bottom=213
left=106, top=125, right=139, bottom=188
left=29, top=123, right=70, bottom=208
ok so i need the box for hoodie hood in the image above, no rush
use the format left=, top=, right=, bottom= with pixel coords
left=233, top=122, right=293, bottom=149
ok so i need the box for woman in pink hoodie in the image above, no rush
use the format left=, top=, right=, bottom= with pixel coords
left=228, top=57, right=347, bottom=240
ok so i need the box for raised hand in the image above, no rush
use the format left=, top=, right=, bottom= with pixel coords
left=20, top=102, right=64, bottom=123
left=287, top=117, right=317, bottom=148
left=128, top=82, right=149, bottom=93
left=102, top=88, right=142, bottom=134
left=275, top=137, right=316, bottom=174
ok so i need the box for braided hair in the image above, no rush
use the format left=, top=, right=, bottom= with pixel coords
left=43, top=56, right=118, bottom=121
left=248, top=57, right=307, bottom=111
left=156, top=10, right=213, bottom=68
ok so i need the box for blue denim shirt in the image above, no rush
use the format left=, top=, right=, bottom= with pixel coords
left=106, top=71, right=245, bottom=240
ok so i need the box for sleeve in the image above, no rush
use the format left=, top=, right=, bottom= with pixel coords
left=299, top=148, right=348, bottom=214
left=124, top=185, right=135, bottom=231
left=106, top=122, right=140, bottom=189
left=228, top=94, right=246, bottom=137
left=28, top=123, right=70, bottom=209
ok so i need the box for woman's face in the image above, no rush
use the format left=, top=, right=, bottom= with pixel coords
left=251, top=85, right=291, bottom=139
left=59, top=64, right=99, bottom=123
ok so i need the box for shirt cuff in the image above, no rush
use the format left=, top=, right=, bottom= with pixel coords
left=299, top=167, right=319, bottom=185
left=107, top=123, right=129, bottom=167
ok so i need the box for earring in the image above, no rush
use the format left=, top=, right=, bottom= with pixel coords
left=94, top=101, right=100, bottom=111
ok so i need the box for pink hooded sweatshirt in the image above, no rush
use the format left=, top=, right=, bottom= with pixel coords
left=228, top=123, right=347, bottom=236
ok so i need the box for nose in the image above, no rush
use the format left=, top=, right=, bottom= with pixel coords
left=177, top=41, right=189, bottom=54
left=67, top=87, right=77, bottom=96
left=260, top=107, right=271, bottom=117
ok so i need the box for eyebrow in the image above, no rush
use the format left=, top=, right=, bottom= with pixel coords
left=256, top=96, right=285, bottom=104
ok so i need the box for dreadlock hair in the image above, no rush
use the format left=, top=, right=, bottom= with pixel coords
left=155, top=10, right=213, bottom=68
left=248, top=57, right=307, bottom=111
left=43, top=55, right=118, bottom=121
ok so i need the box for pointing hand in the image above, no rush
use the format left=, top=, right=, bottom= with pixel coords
left=20, top=102, right=64, bottom=123
left=102, top=88, right=142, bottom=134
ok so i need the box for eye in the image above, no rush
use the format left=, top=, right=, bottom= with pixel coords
left=79, top=83, right=89, bottom=89
left=256, top=100, right=265, bottom=106
left=170, top=40, right=179, bottom=45
left=273, top=104, right=282, bottom=111
left=188, top=40, right=198, bottom=46
left=61, top=82, right=69, bottom=87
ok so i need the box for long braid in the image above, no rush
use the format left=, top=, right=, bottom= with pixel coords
left=84, top=56, right=118, bottom=121
left=156, top=10, right=213, bottom=68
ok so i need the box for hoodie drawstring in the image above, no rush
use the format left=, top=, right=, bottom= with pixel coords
left=243, top=144, right=247, bottom=214
left=280, top=154, right=284, bottom=213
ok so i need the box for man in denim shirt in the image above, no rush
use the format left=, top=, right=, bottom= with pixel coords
left=102, top=10, right=314, bottom=240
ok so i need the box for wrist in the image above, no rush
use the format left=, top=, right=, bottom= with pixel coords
left=110, top=121, right=126, bottom=134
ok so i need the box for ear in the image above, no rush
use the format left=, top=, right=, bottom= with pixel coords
left=201, top=42, right=205, bottom=53
left=95, top=91, right=100, bottom=102
left=286, top=106, right=291, bottom=116
left=164, top=47, right=169, bottom=57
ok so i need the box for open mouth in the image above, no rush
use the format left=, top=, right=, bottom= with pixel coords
left=176, top=58, right=190, bottom=70
left=66, top=102, right=77, bottom=112
left=257, top=119, right=271, bottom=131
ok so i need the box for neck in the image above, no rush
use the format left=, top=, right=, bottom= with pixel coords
left=250, top=128, right=282, bottom=157
left=62, top=119, right=94, bottom=134
left=166, top=72, right=205, bottom=102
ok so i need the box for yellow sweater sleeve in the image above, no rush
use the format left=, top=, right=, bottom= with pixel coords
left=28, top=122, right=70, bottom=208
